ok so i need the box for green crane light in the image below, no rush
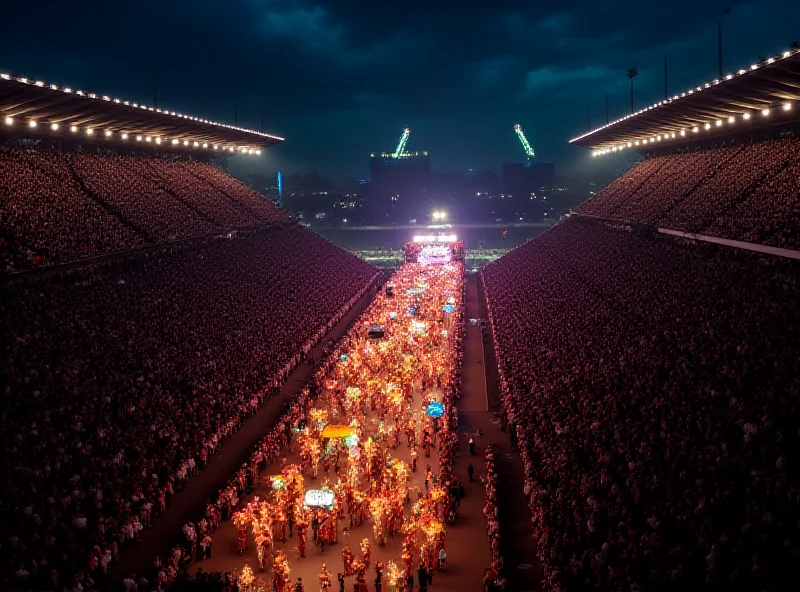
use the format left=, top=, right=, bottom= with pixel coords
left=393, top=127, right=410, bottom=158
left=514, top=124, right=535, bottom=159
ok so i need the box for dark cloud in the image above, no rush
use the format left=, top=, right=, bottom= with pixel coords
left=2, top=0, right=799, bottom=177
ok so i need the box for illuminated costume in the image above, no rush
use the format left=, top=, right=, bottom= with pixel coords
left=318, top=563, right=332, bottom=590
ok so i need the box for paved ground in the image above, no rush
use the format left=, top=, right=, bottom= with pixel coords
left=109, top=276, right=386, bottom=585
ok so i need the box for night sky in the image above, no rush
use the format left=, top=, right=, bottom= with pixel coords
left=2, top=1, right=799, bottom=179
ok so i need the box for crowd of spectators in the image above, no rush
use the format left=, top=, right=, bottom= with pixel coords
left=578, top=137, right=800, bottom=249
left=482, top=444, right=505, bottom=591
left=0, top=147, right=290, bottom=272
left=0, top=147, right=140, bottom=269
left=708, top=146, right=800, bottom=249
left=579, top=157, right=666, bottom=218
left=482, top=218, right=799, bottom=591
left=175, top=161, right=285, bottom=223
left=1, top=224, right=379, bottom=590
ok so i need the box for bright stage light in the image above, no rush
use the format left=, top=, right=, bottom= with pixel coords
left=413, top=234, right=457, bottom=243
left=51, top=123, right=58, bottom=130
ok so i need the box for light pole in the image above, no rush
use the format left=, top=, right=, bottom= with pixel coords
left=627, top=67, right=638, bottom=113
left=719, top=8, right=732, bottom=78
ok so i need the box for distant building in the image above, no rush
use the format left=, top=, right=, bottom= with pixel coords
left=502, top=161, right=556, bottom=217
left=368, top=152, right=431, bottom=221
left=370, top=152, right=431, bottom=186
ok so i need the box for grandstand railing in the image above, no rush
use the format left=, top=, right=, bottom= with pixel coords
left=658, top=228, right=800, bottom=260
left=3, top=218, right=298, bottom=282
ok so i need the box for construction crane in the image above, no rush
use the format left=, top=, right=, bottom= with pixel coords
left=514, top=124, right=535, bottom=159
left=393, top=127, right=410, bottom=158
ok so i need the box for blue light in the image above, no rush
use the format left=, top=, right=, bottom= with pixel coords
left=426, top=402, right=445, bottom=418
left=443, top=304, right=455, bottom=313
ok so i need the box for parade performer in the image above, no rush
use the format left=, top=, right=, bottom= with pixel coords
left=318, top=563, right=332, bottom=591
left=237, top=525, right=248, bottom=555
left=297, top=521, right=308, bottom=558
left=341, top=546, right=355, bottom=577
left=273, top=551, right=291, bottom=592
left=360, top=538, right=371, bottom=569
left=256, top=535, right=268, bottom=571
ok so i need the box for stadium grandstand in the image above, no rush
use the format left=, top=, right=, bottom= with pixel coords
left=572, top=47, right=800, bottom=255
left=480, top=45, right=800, bottom=592
left=1, top=72, right=381, bottom=590
left=0, top=72, right=286, bottom=271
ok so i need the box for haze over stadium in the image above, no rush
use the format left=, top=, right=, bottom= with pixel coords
left=1, top=2, right=799, bottom=592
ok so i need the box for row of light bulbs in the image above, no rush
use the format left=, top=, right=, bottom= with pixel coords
left=573, top=47, right=800, bottom=144
left=592, top=102, right=794, bottom=156
left=0, top=72, right=283, bottom=141
left=2, top=115, right=262, bottom=154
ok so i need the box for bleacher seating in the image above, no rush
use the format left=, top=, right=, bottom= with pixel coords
left=0, top=148, right=141, bottom=268
left=482, top=218, right=799, bottom=591
left=0, top=148, right=290, bottom=271
left=1, top=224, right=377, bottom=590
left=578, top=157, right=666, bottom=217
left=577, top=137, right=800, bottom=249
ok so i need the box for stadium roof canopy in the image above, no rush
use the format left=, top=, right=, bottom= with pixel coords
left=571, top=47, right=800, bottom=155
left=0, top=72, right=283, bottom=154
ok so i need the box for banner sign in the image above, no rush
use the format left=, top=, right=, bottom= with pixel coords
left=304, top=489, right=335, bottom=508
